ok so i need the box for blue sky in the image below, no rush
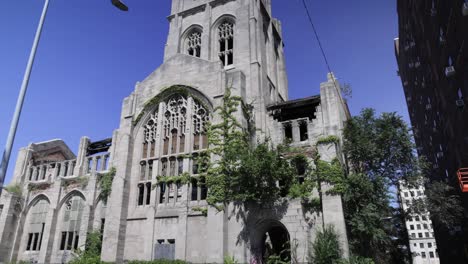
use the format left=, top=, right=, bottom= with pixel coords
left=0, top=0, right=407, bottom=184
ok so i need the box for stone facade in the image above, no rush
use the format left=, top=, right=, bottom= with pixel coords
left=0, top=0, right=350, bottom=263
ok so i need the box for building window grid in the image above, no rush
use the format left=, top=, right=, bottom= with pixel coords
left=25, top=200, right=48, bottom=252
left=59, top=197, right=84, bottom=251
left=140, top=95, right=210, bottom=206
left=218, top=21, right=234, bottom=67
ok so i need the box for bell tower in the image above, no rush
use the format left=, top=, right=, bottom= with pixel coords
left=163, top=0, right=288, bottom=126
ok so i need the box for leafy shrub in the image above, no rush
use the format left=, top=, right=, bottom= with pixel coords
left=309, top=225, right=342, bottom=264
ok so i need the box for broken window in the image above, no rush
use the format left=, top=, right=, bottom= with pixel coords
left=200, top=177, right=207, bottom=200
left=191, top=179, right=198, bottom=201
left=25, top=200, right=48, bottom=251
left=178, top=158, right=183, bottom=175
left=161, top=159, right=168, bottom=176
left=159, top=183, right=166, bottom=204
left=187, top=30, right=202, bottom=58
left=169, top=158, right=176, bottom=176
left=284, top=123, right=293, bottom=141
left=299, top=121, right=308, bottom=141
left=146, top=182, right=152, bottom=205
left=218, top=21, right=234, bottom=66
left=192, top=155, right=199, bottom=175
left=60, top=196, right=84, bottom=251
left=138, top=183, right=145, bottom=206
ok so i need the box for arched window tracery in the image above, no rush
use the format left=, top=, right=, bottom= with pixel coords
left=138, top=93, right=210, bottom=207
left=59, top=196, right=84, bottom=251
left=218, top=21, right=234, bottom=66
left=186, top=30, right=202, bottom=58
left=25, top=199, right=49, bottom=252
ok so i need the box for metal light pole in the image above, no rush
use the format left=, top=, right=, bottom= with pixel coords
left=0, top=0, right=129, bottom=197
left=0, top=0, right=50, bottom=196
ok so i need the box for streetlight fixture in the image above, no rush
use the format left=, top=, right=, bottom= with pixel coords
left=111, top=0, right=129, bottom=11
left=0, top=0, right=128, bottom=197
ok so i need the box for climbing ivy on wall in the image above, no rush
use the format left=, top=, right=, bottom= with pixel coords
left=98, top=167, right=116, bottom=204
left=195, top=88, right=347, bottom=211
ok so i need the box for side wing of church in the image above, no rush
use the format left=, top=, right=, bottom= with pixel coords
left=0, top=0, right=350, bottom=263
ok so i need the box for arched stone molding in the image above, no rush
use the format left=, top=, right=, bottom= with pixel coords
left=179, top=24, right=204, bottom=57
left=133, top=85, right=213, bottom=131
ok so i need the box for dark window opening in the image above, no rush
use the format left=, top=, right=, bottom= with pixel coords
left=32, top=233, right=39, bottom=251
left=146, top=182, right=152, bottom=205
left=60, top=232, right=67, bottom=250
left=161, top=159, right=168, bottom=176
left=299, top=122, right=308, bottom=141
left=200, top=177, right=207, bottom=200
left=284, top=124, right=292, bottom=140
left=159, top=183, right=166, bottom=204
left=168, top=239, right=175, bottom=244
left=100, top=219, right=105, bottom=236
left=74, top=234, right=79, bottom=250
left=27, top=233, right=33, bottom=251
left=138, top=183, right=145, bottom=206
left=191, top=179, right=198, bottom=201
left=192, top=157, right=199, bottom=175
left=66, top=231, right=74, bottom=250
left=178, top=158, right=183, bottom=175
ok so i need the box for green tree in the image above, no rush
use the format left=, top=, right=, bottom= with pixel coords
left=341, top=109, right=415, bottom=263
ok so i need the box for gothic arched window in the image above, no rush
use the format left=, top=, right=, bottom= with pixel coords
left=140, top=93, right=210, bottom=206
left=218, top=21, right=234, bottom=66
left=186, top=30, right=202, bottom=58
left=59, top=196, right=84, bottom=251
left=25, top=199, right=49, bottom=251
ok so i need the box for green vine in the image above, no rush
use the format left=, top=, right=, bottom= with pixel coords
left=97, top=167, right=116, bottom=203
left=28, top=181, right=52, bottom=192
left=317, top=135, right=340, bottom=145
left=154, top=172, right=191, bottom=187
left=191, top=206, right=208, bottom=216
left=4, top=183, right=22, bottom=197
left=62, top=176, right=89, bottom=189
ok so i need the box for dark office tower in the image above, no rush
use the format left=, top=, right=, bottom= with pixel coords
left=395, top=0, right=468, bottom=263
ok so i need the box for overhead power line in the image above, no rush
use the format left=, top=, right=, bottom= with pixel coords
left=300, top=0, right=334, bottom=75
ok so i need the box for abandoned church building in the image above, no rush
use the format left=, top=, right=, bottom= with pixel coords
left=0, top=0, right=350, bottom=263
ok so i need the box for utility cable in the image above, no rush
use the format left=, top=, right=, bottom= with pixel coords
left=300, top=0, right=349, bottom=118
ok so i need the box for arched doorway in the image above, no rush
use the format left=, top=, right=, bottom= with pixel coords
left=252, top=220, right=291, bottom=263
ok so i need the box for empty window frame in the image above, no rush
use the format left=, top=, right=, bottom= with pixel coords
left=190, top=177, right=207, bottom=202
left=26, top=200, right=49, bottom=251
left=284, top=123, right=293, bottom=141
left=60, top=196, right=84, bottom=251
left=218, top=21, right=234, bottom=66
left=186, top=30, right=202, bottom=58
left=137, top=160, right=152, bottom=206
left=299, top=121, right=308, bottom=141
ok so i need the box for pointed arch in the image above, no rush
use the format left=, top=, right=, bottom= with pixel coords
left=58, top=189, right=86, bottom=210
left=181, top=25, right=203, bottom=58
left=211, top=15, right=236, bottom=65
left=26, top=194, right=51, bottom=213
